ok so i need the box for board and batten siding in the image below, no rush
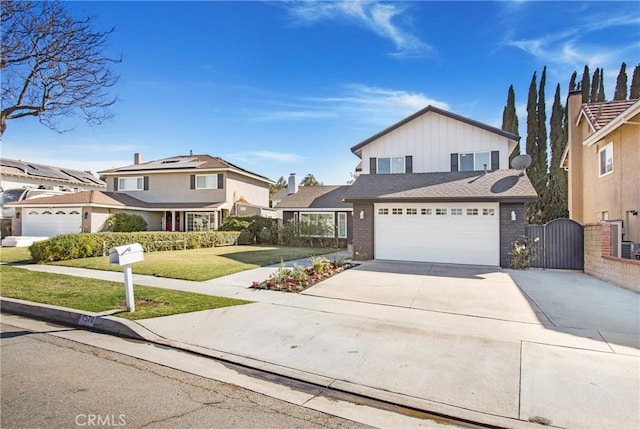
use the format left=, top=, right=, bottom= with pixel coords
left=360, top=112, right=512, bottom=174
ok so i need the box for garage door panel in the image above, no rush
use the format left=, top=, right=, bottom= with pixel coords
left=374, top=203, right=499, bottom=266
left=23, top=209, right=82, bottom=237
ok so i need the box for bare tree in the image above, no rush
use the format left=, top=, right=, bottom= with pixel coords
left=0, top=0, right=120, bottom=139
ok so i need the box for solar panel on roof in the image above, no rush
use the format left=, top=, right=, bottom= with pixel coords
left=0, top=159, right=28, bottom=172
left=61, top=169, right=103, bottom=185
left=26, top=163, right=69, bottom=180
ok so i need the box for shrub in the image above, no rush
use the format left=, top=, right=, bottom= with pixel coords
left=29, top=231, right=241, bottom=263
left=103, top=213, right=148, bottom=232
left=509, top=237, right=538, bottom=269
left=219, top=215, right=278, bottom=245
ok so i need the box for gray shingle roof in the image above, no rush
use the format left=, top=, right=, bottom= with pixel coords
left=343, top=170, right=538, bottom=202
left=275, top=186, right=352, bottom=209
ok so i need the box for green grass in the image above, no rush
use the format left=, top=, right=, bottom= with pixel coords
left=51, top=245, right=339, bottom=281
left=0, top=247, right=33, bottom=264
left=0, top=265, right=250, bottom=320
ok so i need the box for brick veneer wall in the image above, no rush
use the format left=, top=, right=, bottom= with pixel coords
left=352, top=203, right=374, bottom=260
left=499, top=203, right=526, bottom=268
left=584, top=222, right=640, bottom=293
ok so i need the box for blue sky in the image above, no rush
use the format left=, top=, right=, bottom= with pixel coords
left=2, top=1, right=639, bottom=184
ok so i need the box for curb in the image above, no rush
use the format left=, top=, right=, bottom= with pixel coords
left=0, top=298, right=543, bottom=429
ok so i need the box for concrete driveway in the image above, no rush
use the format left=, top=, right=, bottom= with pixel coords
left=303, top=260, right=544, bottom=324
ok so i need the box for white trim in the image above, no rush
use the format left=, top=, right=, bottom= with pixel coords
left=118, top=176, right=144, bottom=191
left=598, top=142, right=614, bottom=177
left=195, top=174, right=218, bottom=189
left=281, top=207, right=353, bottom=212
left=582, top=100, right=640, bottom=147
left=100, top=167, right=273, bottom=185
left=337, top=212, right=347, bottom=239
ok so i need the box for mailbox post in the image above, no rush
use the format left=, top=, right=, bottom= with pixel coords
left=109, top=243, right=144, bottom=312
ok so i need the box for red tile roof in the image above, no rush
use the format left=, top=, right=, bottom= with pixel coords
left=581, top=99, right=638, bottom=131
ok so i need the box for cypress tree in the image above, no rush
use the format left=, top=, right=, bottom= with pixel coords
left=525, top=71, right=543, bottom=224
left=630, top=64, right=640, bottom=99
left=547, top=84, right=568, bottom=220
left=569, top=71, right=577, bottom=91
left=590, top=67, right=600, bottom=102
left=614, top=62, right=628, bottom=100
left=581, top=65, right=590, bottom=103
left=536, top=66, right=549, bottom=223
left=502, top=84, right=520, bottom=163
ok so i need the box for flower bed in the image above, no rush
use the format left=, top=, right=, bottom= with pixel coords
left=250, top=256, right=357, bottom=293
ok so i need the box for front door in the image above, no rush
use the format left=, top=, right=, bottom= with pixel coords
left=165, top=211, right=181, bottom=232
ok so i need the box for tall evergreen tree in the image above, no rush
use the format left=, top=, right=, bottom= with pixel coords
left=569, top=71, right=578, bottom=91
left=502, top=84, right=520, bottom=162
left=614, top=62, right=628, bottom=100
left=581, top=65, right=590, bottom=103
left=525, top=71, right=544, bottom=223
left=547, top=84, right=569, bottom=220
left=590, top=67, right=600, bottom=102
left=598, top=68, right=606, bottom=101
left=630, top=64, right=640, bottom=99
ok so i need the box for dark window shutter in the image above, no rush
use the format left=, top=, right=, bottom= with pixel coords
left=405, top=156, right=413, bottom=173
left=217, top=173, right=223, bottom=189
left=369, top=157, right=377, bottom=174
left=190, top=174, right=196, bottom=190
left=491, top=151, right=499, bottom=170
left=143, top=176, right=149, bottom=190
left=113, top=177, right=118, bottom=191
left=451, top=153, right=459, bottom=172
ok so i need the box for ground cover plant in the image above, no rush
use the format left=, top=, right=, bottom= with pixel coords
left=51, top=245, right=340, bottom=281
left=0, top=265, right=250, bottom=320
left=251, top=256, right=357, bottom=293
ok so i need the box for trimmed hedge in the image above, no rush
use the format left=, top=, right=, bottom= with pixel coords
left=103, top=213, right=148, bottom=232
left=29, top=231, right=241, bottom=263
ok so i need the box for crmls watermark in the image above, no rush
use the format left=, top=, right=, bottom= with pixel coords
left=75, top=414, right=127, bottom=427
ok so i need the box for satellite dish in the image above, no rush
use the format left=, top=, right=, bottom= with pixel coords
left=511, top=154, right=532, bottom=176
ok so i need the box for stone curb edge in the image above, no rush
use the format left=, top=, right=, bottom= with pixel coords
left=0, top=298, right=542, bottom=429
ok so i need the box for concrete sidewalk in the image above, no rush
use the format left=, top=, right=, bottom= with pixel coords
left=6, top=259, right=640, bottom=429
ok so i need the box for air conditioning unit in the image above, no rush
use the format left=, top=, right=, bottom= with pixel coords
left=621, top=241, right=640, bottom=259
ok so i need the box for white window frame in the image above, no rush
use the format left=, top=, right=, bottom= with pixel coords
left=118, top=176, right=144, bottom=191
left=299, top=212, right=334, bottom=238
left=482, top=208, right=495, bottom=216
left=377, top=157, right=405, bottom=174
left=196, top=174, right=218, bottom=189
left=406, top=208, right=418, bottom=215
left=337, top=212, right=347, bottom=238
left=466, top=208, right=478, bottom=216
left=599, top=142, right=614, bottom=177
left=436, top=208, right=447, bottom=216
left=378, top=208, right=389, bottom=215
left=186, top=212, right=214, bottom=232
left=392, top=208, right=403, bottom=215
left=459, top=152, right=491, bottom=172
left=451, top=208, right=463, bottom=216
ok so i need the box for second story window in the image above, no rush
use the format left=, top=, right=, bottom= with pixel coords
left=599, top=142, right=613, bottom=176
left=378, top=157, right=405, bottom=174
left=459, top=152, right=490, bottom=171
left=118, top=177, right=144, bottom=191
left=196, top=174, right=218, bottom=189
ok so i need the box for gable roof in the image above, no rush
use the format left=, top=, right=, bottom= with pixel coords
left=350, top=105, right=520, bottom=157
left=98, top=154, right=273, bottom=184
left=8, top=190, right=225, bottom=211
left=343, top=170, right=537, bottom=203
left=580, top=99, right=639, bottom=132
left=271, top=188, right=289, bottom=202
left=275, top=186, right=352, bottom=210
left=0, top=158, right=105, bottom=188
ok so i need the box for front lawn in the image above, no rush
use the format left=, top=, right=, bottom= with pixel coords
left=0, top=265, right=250, bottom=320
left=51, top=245, right=340, bottom=281
left=0, top=247, right=33, bottom=264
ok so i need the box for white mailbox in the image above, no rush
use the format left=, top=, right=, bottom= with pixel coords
left=109, top=243, right=144, bottom=266
left=108, top=243, right=144, bottom=313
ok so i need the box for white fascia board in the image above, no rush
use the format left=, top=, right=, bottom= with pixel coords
left=582, top=100, right=640, bottom=147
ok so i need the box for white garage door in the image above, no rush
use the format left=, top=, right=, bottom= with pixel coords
left=374, top=203, right=500, bottom=266
left=23, top=208, right=82, bottom=237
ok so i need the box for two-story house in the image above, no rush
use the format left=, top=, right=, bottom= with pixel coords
left=343, top=105, right=538, bottom=266
left=562, top=91, right=640, bottom=250
left=9, top=153, right=272, bottom=237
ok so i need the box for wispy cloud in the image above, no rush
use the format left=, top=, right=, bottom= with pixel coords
left=62, top=144, right=137, bottom=152
left=247, top=84, right=448, bottom=127
left=504, top=10, right=640, bottom=73
left=285, top=0, right=430, bottom=58
left=225, top=150, right=304, bottom=165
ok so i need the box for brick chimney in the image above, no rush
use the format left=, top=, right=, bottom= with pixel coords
left=134, top=153, right=142, bottom=165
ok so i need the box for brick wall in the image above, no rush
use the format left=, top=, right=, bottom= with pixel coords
left=499, top=203, right=526, bottom=268
left=352, top=203, right=374, bottom=260
left=584, top=222, right=640, bottom=293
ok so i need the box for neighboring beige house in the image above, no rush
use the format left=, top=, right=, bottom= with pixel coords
left=9, top=153, right=272, bottom=236
left=562, top=92, right=640, bottom=245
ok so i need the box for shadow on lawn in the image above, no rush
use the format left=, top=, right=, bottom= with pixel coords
left=217, top=247, right=339, bottom=266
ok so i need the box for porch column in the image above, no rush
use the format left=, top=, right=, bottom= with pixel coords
left=171, top=210, right=176, bottom=232
left=213, top=211, right=218, bottom=230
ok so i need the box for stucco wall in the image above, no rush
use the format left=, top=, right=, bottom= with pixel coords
left=89, top=208, right=162, bottom=232
left=584, top=222, right=640, bottom=293
left=226, top=173, right=270, bottom=208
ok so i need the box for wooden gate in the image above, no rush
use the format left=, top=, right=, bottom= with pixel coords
left=525, top=218, right=584, bottom=270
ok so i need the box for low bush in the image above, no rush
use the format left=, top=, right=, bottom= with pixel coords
left=102, top=213, right=148, bottom=232
left=219, top=215, right=278, bottom=245
left=29, top=231, right=241, bottom=263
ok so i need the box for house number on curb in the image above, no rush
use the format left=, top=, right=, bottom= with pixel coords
left=78, top=315, right=96, bottom=327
